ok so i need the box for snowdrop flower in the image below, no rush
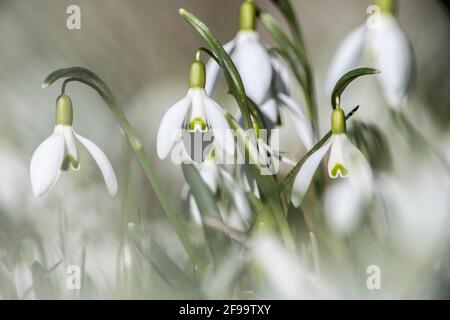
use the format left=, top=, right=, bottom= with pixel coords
left=205, top=0, right=313, bottom=149
left=30, top=94, right=118, bottom=197
left=291, top=107, right=373, bottom=211
left=326, top=0, right=414, bottom=109
left=157, top=56, right=234, bottom=161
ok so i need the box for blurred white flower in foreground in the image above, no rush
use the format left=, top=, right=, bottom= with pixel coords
left=205, top=0, right=313, bottom=149
left=157, top=59, right=234, bottom=160
left=250, top=235, right=332, bottom=299
left=292, top=108, right=373, bottom=233
left=376, top=164, right=450, bottom=263
left=327, top=2, right=414, bottom=109
left=30, top=94, right=118, bottom=197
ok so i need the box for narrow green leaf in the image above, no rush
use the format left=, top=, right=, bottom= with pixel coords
left=258, top=10, right=307, bottom=86
left=331, top=68, right=379, bottom=109
left=270, top=0, right=306, bottom=54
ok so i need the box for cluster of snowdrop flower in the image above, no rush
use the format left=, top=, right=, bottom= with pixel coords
left=327, top=0, right=414, bottom=109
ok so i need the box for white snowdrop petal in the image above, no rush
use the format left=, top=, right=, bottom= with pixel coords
left=156, top=93, right=192, bottom=159
left=291, top=139, right=332, bottom=207
left=278, top=93, right=314, bottom=150
left=370, top=15, right=413, bottom=108
left=328, top=134, right=349, bottom=178
left=232, top=32, right=272, bottom=104
left=205, top=38, right=237, bottom=95
left=344, top=139, right=373, bottom=198
left=30, top=128, right=65, bottom=197
left=326, top=25, right=367, bottom=94
left=270, top=53, right=291, bottom=95
left=75, top=133, right=118, bottom=197
left=62, top=126, right=79, bottom=170
left=259, top=98, right=279, bottom=128
left=324, top=179, right=365, bottom=235
left=203, top=93, right=235, bottom=156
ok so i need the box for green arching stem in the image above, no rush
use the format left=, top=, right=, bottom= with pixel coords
left=43, top=67, right=204, bottom=271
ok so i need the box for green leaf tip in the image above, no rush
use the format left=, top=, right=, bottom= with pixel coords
left=331, top=67, right=380, bottom=109
left=179, top=8, right=186, bottom=16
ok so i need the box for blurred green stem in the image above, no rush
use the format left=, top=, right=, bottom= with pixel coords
left=43, top=67, right=203, bottom=270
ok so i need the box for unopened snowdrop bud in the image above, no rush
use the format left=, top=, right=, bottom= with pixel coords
left=331, top=107, right=346, bottom=135
left=240, top=0, right=256, bottom=31
left=55, top=94, right=73, bottom=126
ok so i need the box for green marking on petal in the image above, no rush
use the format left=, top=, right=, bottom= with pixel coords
left=188, top=117, right=207, bottom=132
left=331, top=163, right=348, bottom=178
left=61, top=155, right=79, bottom=171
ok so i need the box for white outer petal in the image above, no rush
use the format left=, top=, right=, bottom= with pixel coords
left=328, top=134, right=349, bottom=178
left=326, top=24, right=367, bottom=94
left=203, top=92, right=235, bottom=156
left=75, top=133, right=118, bottom=197
left=62, top=125, right=79, bottom=170
left=232, top=31, right=272, bottom=104
left=291, top=139, right=332, bottom=207
left=205, top=38, right=237, bottom=96
left=30, top=127, right=65, bottom=197
left=278, top=93, right=314, bottom=149
left=369, top=15, right=413, bottom=108
left=324, top=179, right=365, bottom=235
left=259, top=98, right=279, bottom=128
left=199, top=159, right=218, bottom=193
left=156, top=92, right=192, bottom=159
left=270, top=53, right=291, bottom=95
left=344, top=139, right=373, bottom=198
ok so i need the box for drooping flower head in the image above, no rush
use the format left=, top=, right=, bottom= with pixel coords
left=30, top=94, right=118, bottom=197
left=157, top=53, right=234, bottom=162
left=327, top=0, right=414, bottom=109
left=205, top=0, right=314, bottom=150
left=291, top=105, right=373, bottom=234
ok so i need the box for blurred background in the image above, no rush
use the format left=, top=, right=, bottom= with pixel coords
left=0, top=0, right=449, bottom=299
